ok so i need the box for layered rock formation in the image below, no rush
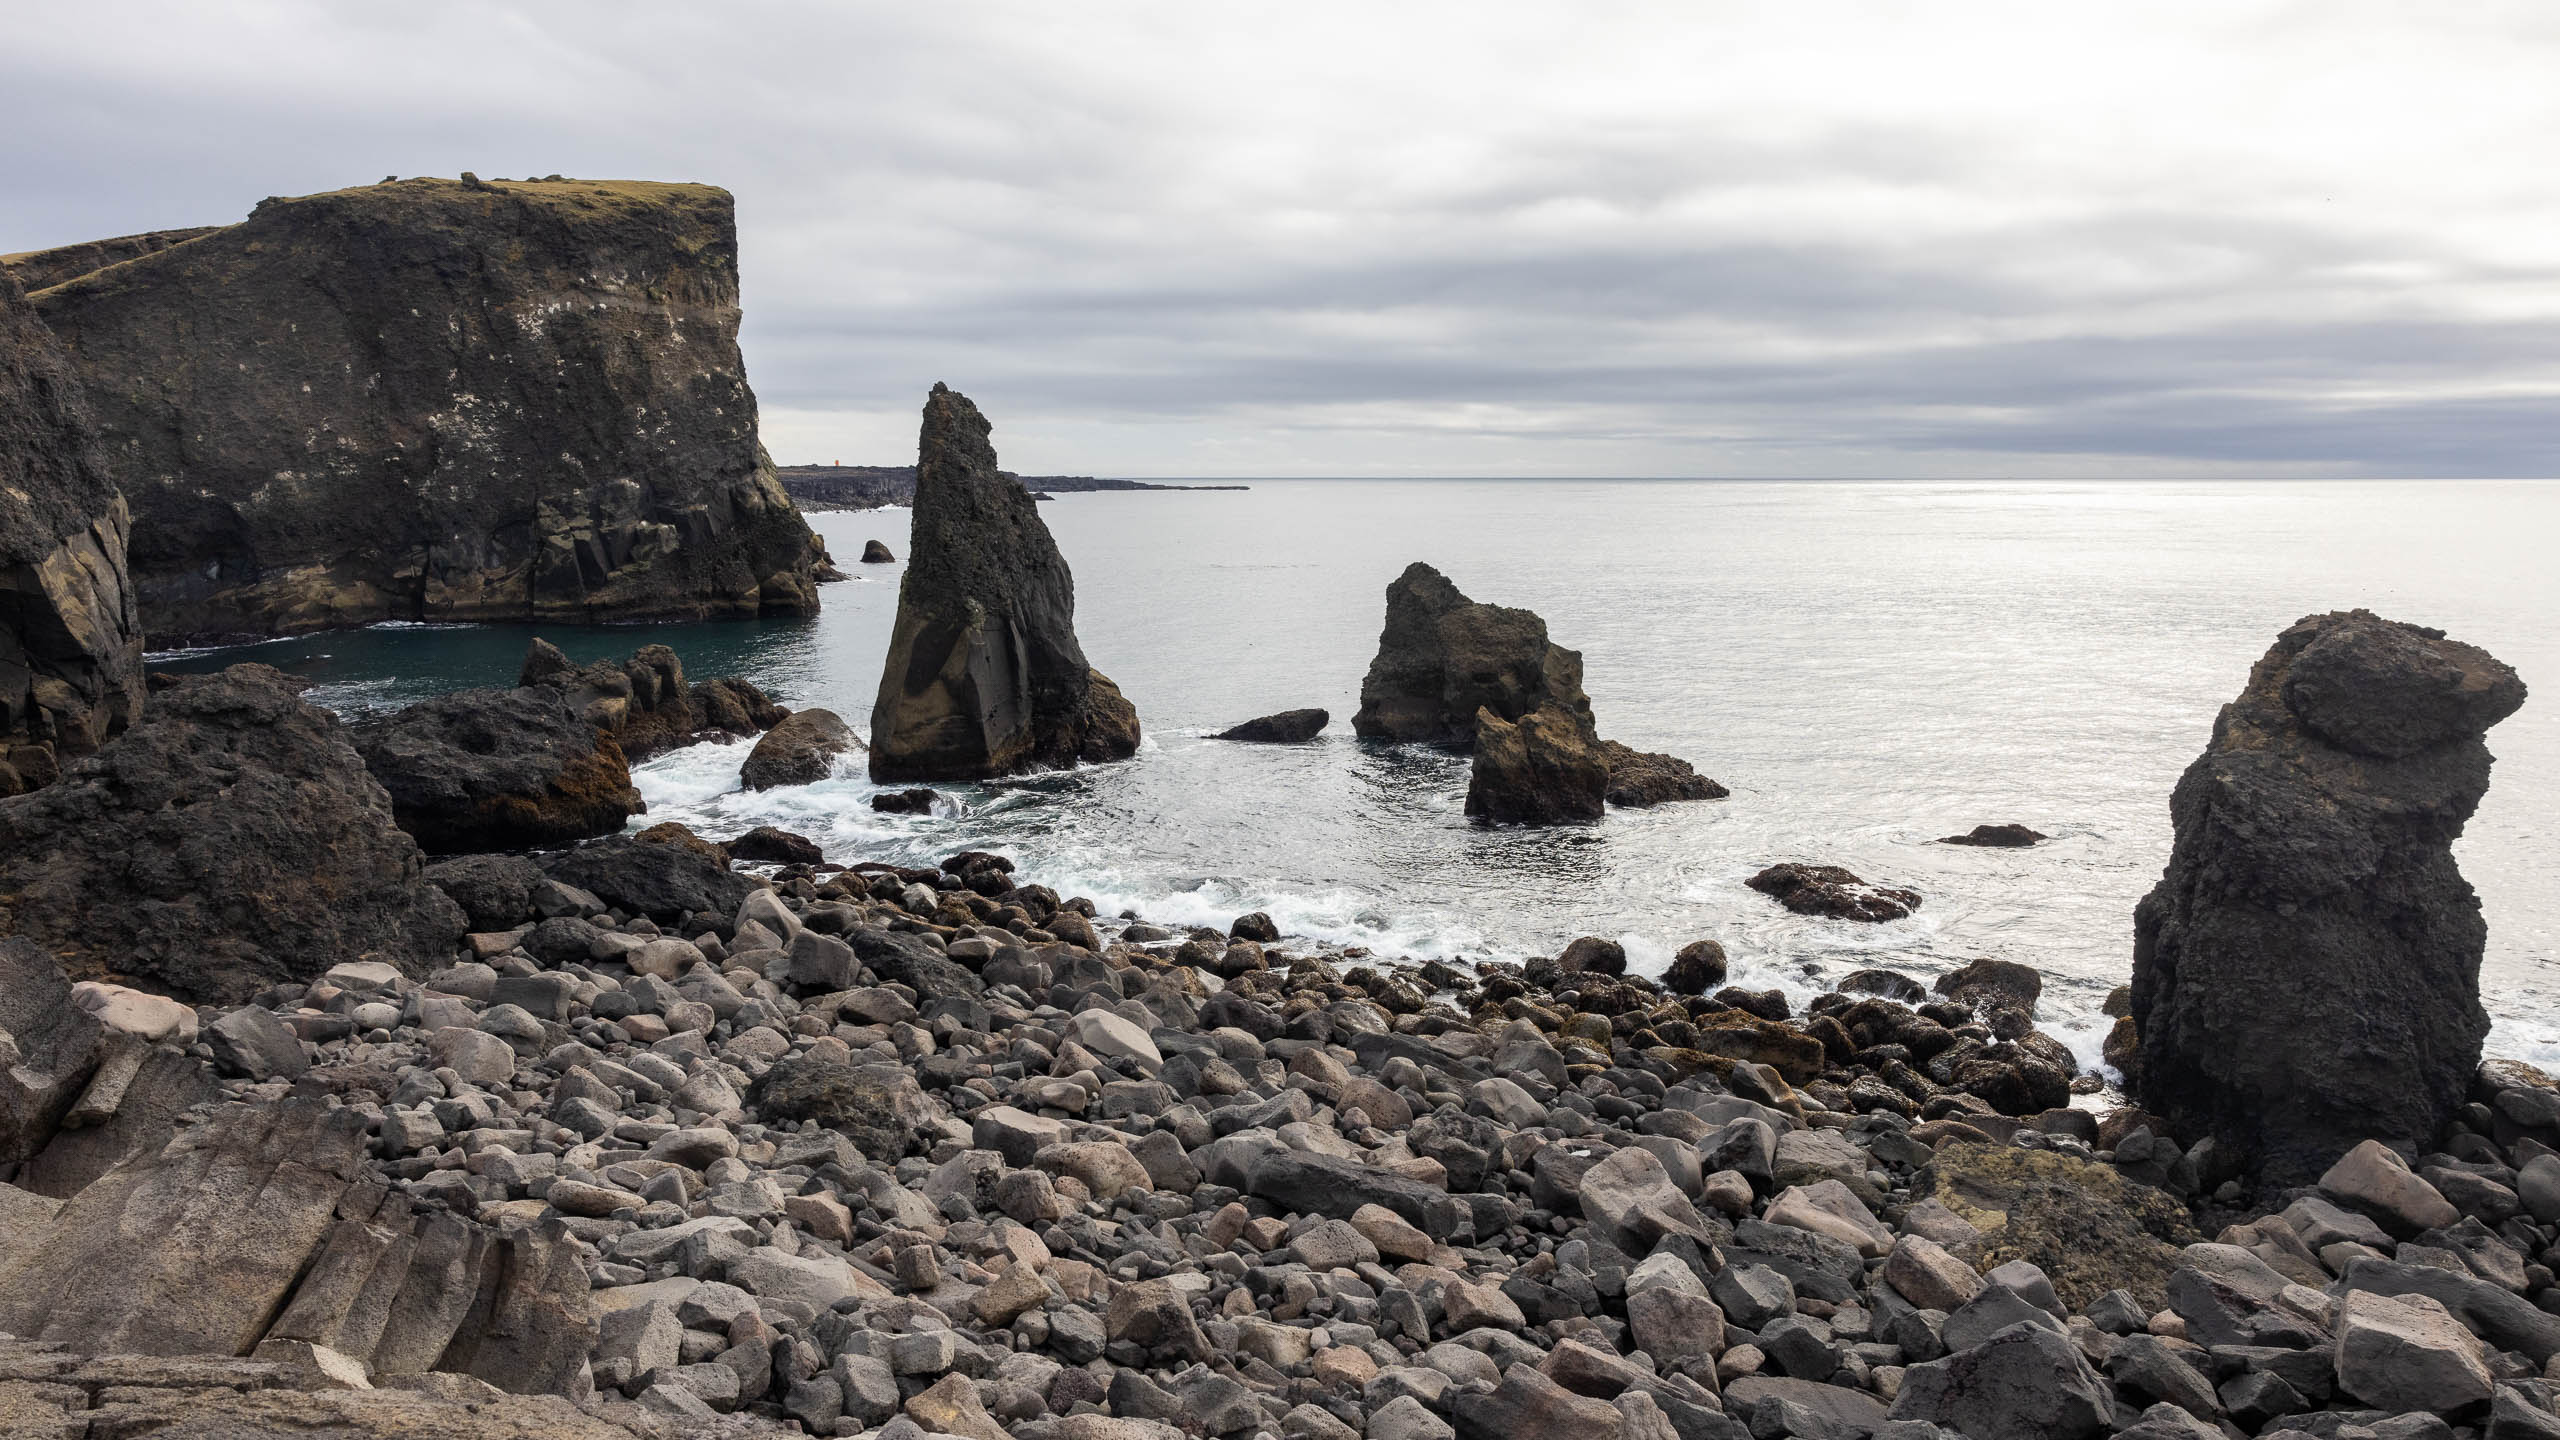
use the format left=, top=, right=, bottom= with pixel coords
left=0, top=665, right=464, bottom=1004
left=0, top=269, right=143, bottom=792
left=21, top=178, right=833, bottom=641
left=1353, top=562, right=1718, bottom=822
left=2131, top=610, right=2527, bottom=1184
left=868, top=384, right=1140, bottom=781
left=517, top=638, right=786, bottom=763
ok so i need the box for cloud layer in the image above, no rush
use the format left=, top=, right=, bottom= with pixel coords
left=7, top=1, right=2556, bottom=475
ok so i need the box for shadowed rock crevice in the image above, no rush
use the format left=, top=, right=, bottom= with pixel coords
left=869, top=384, right=1140, bottom=781
left=2130, top=608, right=2527, bottom=1184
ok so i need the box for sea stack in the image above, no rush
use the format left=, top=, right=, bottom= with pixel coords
left=868, top=384, right=1139, bottom=781
left=11, top=178, right=833, bottom=641
left=2130, top=609, right=2526, bottom=1183
left=0, top=269, right=143, bottom=791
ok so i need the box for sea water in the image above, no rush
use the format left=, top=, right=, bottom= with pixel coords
left=156, top=479, right=2560, bottom=1068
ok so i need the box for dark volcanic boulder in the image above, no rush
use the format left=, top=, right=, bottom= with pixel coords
left=1215, top=708, right=1329, bottom=743
left=750, top=1056, right=942, bottom=1160
left=1595, top=739, right=1729, bottom=806
left=0, top=664, right=465, bottom=1003
left=1747, top=863, right=1921, bottom=921
left=1465, top=705, right=1606, bottom=824
left=517, top=637, right=780, bottom=761
left=868, top=385, right=1141, bottom=780
left=743, top=707, right=859, bottom=790
left=727, top=825, right=825, bottom=865
left=1352, top=562, right=1590, bottom=746
left=23, top=177, right=831, bottom=641
left=2131, top=609, right=2526, bottom=1184
left=871, top=787, right=940, bottom=814
left=861, top=539, right=895, bottom=563
left=351, top=687, right=642, bottom=854
left=538, top=835, right=755, bottom=924
left=1662, top=940, right=1729, bottom=995
left=421, top=853, right=553, bottom=932
left=1, top=269, right=144, bottom=787
left=1941, top=822, right=2047, bottom=847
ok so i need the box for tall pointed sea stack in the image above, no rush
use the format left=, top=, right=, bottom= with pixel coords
left=2130, top=609, right=2526, bottom=1183
left=0, top=269, right=143, bottom=791
left=868, top=384, right=1138, bottom=781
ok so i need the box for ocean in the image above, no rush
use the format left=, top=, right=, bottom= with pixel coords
left=156, top=478, right=2560, bottom=1071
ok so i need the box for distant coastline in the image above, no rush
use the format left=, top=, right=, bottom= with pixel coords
left=775, top=462, right=1247, bottom=510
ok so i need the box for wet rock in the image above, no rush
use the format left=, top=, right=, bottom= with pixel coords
left=1940, top=823, right=2047, bottom=847
left=0, top=665, right=465, bottom=1003
left=2131, top=610, right=2525, bottom=1183
left=0, top=268, right=143, bottom=781
left=726, top=824, right=825, bottom=865
left=1662, top=940, right=1728, bottom=996
left=1216, top=708, right=1329, bottom=743
left=870, top=787, right=941, bottom=814
left=25, top=178, right=830, bottom=641
left=868, top=384, right=1140, bottom=780
left=742, top=707, right=859, bottom=790
left=1466, top=704, right=1606, bottom=824
left=1746, top=863, right=1921, bottom=922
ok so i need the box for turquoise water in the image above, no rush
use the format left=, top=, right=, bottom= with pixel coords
left=158, top=479, right=2560, bottom=1066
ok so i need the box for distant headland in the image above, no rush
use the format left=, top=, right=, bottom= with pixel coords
left=775, top=462, right=1246, bottom=510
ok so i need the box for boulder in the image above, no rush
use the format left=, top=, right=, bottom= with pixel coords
left=867, top=384, right=1139, bottom=780
left=0, top=268, right=143, bottom=782
left=0, top=665, right=465, bottom=1003
left=742, top=707, right=859, bottom=790
left=1912, top=1142, right=2197, bottom=1311
left=2332, top=1289, right=2493, bottom=1414
left=24, top=178, right=830, bottom=641
left=1661, top=940, right=1728, bottom=995
left=726, top=825, right=825, bottom=865
left=1215, top=708, right=1329, bottom=743
left=537, top=835, right=756, bottom=925
left=870, top=787, right=941, bottom=815
left=861, top=539, right=895, bottom=563
left=351, top=686, right=642, bottom=853
left=2131, top=610, right=2526, bottom=1182
left=1887, top=1321, right=2115, bottom=1440
left=1940, top=823, right=2047, bottom=846
left=420, top=854, right=554, bottom=932
left=1465, top=704, right=1606, bottom=824
left=1746, top=863, right=1921, bottom=921
left=1351, top=562, right=1591, bottom=746
left=749, top=1057, right=943, bottom=1160
left=0, top=939, right=106, bottom=1165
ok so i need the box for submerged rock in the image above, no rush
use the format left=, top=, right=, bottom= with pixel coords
left=23, top=177, right=832, bottom=641
left=1215, top=708, right=1329, bottom=743
left=870, top=787, right=941, bottom=814
left=1465, top=704, right=1606, bottom=824
left=0, top=269, right=143, bottom=788
left=1940, top=823, right=2047, bottom=847
left=0, top=665, right=464, bottom=1003
left=2130, top=609, right=2526, bottom=1183
left=351, top=687, right=643, bottom=854
left=742, top=707, right=859, bottom=790
left=1746, top=863, right=1921, bottom=922
left=868, top=385, right=1140, bottom=780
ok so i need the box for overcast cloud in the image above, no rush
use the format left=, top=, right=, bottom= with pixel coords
left=6, top=1, right=2556, bottom=476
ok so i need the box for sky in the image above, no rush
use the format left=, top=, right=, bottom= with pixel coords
left=5, top=2, right=2557, bottom=478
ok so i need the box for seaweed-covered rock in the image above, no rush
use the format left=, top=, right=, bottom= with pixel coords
left=24, top=178, right=831, bottom=641
left=2131, top=610, right=2526, bottom=1183
left=0, top=269, right=143, bottom=783
left=351, top=687, right=642, bottom=854
left=0, top=665, right=464, bottom=1003
left=1912, top=1142, right=2197, bottom=1312
left=750, top=1056, right=943, bottom=1160
left=868, top=385, right=1139, bottom=780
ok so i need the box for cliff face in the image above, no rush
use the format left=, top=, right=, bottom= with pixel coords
left=0, top=227, right=222, bottom=293
left=0, top=270, right=143, bottom=790
left=22, top=178, right=832, bottom=641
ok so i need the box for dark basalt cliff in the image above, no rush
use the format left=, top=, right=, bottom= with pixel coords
left=21, top=178, right=833, bottom=642
left=0, top=270, right=144, bottom=791
left=2130, top=609, right=2527, bottom=1183
left=868, top=384, right=1139, bottom=781
left=0, top=227, right=222, bottom=293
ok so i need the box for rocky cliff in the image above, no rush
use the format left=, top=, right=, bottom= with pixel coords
left=21, top=178, right=833, bottom=641
left=2130, top=610, right=2527, bottom=1183
left=868, top=384, right=1139, bottom=780
left=0, top=270, right=144, bottom=792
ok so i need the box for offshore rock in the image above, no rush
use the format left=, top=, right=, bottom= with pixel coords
left=1215, top=707, right=1329, bottom=743
left=0, top=269, right=143, bottom=787
left=516, top=637, right=782, bottom=762
left=742, top=707, right=859, bottom=790
left=1466, top=704, right=1607, bottom=824
left=2131, top=610, right=2526, bottom=1183
left=1746, top=863, right=1921, bottom=922
left=1353, top=562, right=1590, bottom=746
left=861, top=538, right=895, bottom=563
left=24, top=178, right=831, bottom=641
left=0, top=665, right=464, bottom=1003
left=869, top=384, right=1139, bottom=780
left=1595, top=740, right=1729, bottom=807
left=352, top=686, right=642, bottom=854
left=1941, top=823, right=2047, bottom=847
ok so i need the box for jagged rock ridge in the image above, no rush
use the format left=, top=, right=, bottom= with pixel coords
left=0, top=269, right=143, bottom=793
left=2130, top=609, right=2527, bottom=1184
left=868, top=383, right=1139, bottom=781
left=23, top=177, right=834, bottom=642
